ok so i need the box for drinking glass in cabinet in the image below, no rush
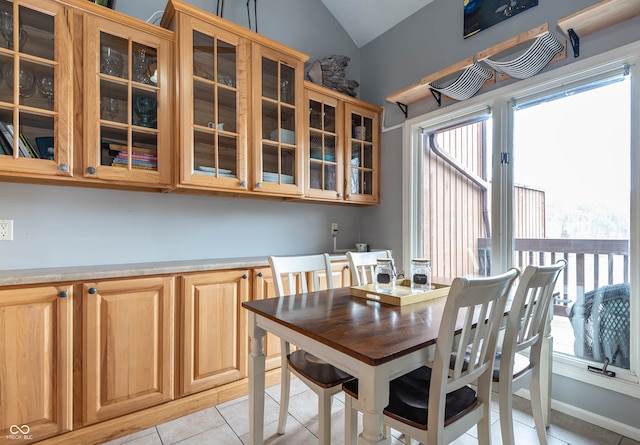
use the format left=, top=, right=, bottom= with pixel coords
left=132, top=95, right=157, bottom=128
left=0, top=11, right=27, bottom=51
left=36, top=74, right=54, bottom=105
left=132, top=46, right=157, bottom=86
left=101, top=47, right=123, bottom=77
left=3, top=62, right=35, bottom=97
left=101, top=96, right=119, bottom=120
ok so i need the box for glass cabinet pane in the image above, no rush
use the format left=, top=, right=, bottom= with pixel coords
left=308, top=97, right=338, bottom=193
left=261, top=56, right=297, bottom=185
left=191, top=30, right=238, bottom=179
left=349, top=111, right=375, bottom=197
left=0, top=1, right=57, bottom=163
left=98, top=31, right=160, bottom=172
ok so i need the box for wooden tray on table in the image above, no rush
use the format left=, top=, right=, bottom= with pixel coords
left=350, top=280, right=450, bottom=306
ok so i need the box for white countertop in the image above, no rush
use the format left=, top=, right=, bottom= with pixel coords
left=0, top=254, right=349, bottom=287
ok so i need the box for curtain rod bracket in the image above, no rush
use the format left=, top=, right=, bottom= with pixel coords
left=429, top=88, right=442, bottom=107
left=396, top=102, right=408, bottom=118
left=567, top=28, right=579, bottom=58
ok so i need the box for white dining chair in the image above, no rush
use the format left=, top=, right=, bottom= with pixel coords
left=343, top=268, right=519, bottom=445
left=268, top=254, right=353, bottom=445
left=346, top=250, right=393, bottom=285
left=494, top=259, right=566, bottom=445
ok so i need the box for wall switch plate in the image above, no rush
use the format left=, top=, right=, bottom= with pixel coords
left=331, top=222, right=339, bottom=235
left=0, top=219, right=13, bottom=241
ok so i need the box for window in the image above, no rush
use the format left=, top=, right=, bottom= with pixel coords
left=404, top=43, right=639, bottom=394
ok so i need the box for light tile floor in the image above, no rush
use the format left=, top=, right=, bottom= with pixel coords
left=102, top=378, right=639, bottom=445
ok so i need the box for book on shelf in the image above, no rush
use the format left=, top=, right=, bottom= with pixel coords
left=115, top=150, right=157, bottom=161
left=0, top=128, right=12, bottom=155
left=2, top=123, right=37, bottom=158
left=20, top=133, right=40, bottom=159
left=107, top=143, right=157, bottom=156
left=0, top=121, right=17, bottom=156
left=111, top=157, right=157, bottom=168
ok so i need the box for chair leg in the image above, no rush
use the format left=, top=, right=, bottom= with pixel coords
left=277, top=341, right=291, bottom=435
left=498, top=382, right=516, bottom=445
left=344, top=395, right=358, bottom=445
left=530, top=371, right=549, bottom=445
left=476, top=403, right=492, bottom=445
left=317, top=393, right=332, bottom=445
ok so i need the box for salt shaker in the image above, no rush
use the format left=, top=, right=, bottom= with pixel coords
left=410, top=258, right=431, bottom=292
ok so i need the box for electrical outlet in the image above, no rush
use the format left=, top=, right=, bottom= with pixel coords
left=331, top=222, right=339, bottom=235
left=0, top=219, right=13, bottom=241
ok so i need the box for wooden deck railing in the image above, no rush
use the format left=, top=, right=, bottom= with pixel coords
left=477, top=238, right=629, bottom=315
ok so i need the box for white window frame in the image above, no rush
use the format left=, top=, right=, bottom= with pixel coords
left=403, top=40, right=640, bottom=398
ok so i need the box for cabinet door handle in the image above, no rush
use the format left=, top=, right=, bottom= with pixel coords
left=88, top=287, right=97, bottom=294
left=257, top=272, right=263, bottom=277
left=242, top=274, right=248, bottom=279
left=58, top=164, right=69, bottom=172
left=58, top=290, right=68, bottom=298
left=240, top=180, right=247, bottom=187
left=87, top=166, right=96, bottom=175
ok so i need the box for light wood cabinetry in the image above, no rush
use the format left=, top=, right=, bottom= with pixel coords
left=305, top=84, right=344, bottom=201
left=252, top=266, right=285, bottom=370
left=82, top=10, right=173, bottom=186
left=331, top=259, right=352, bottom=288
left=0, top=0, right=73, bottom=179
left=82, top=276, right=175, bottom=425
left=164, top=0, right=309, bottom=198
left=304, top=81, right=382, bottom=204
left=345, top=102, right=381, bottom=204
left=179, top=269, right=249, bottom=396
left=163, top=1, right=249, bottom=191
left=251, top=42, right=306, bottom=196
left=0, top=0, right=174, bottom=188
left=0, top=284, right=73, bottom=442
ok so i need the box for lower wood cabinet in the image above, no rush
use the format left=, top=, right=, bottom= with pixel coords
left=0, top=258, right=350, bottom=442
left=252, top=267, right=285, bottom=371
left=179, top=269, right=249, bottom=396
left=0, top=285, right=73, bottom=443
left=329, top=259, right=352, bottom=288
left=82, top=276, right=175, bottom=425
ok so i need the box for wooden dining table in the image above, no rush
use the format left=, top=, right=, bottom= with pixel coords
left=243, top=285, right=453, bottom=445
left=243, top=284, right=553, bottom=445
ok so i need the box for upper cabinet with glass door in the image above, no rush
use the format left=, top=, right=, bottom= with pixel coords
left=82, top=11, right=173, bottom=187
left=162, top=1, right=248, bottom=192
left=0, top=0, right=72, bottom=179
left=344, top=102, right=381, bottom=204
left=304, top=82, right=344, bottom=202
left=252, top=42, right=307, bottom=197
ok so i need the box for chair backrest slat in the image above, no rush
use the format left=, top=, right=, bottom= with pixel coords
left=269, top=254, right=334, bottom=297
left=346, top=250, right=393, bottom=285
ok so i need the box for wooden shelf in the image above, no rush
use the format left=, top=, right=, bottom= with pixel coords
left=558, top=0, right=640, bottom=38
left=558, top=0, right=640, bottom=57
left=386, top=57, right=475, bottom=105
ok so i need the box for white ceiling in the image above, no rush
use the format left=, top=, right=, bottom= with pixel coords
left=320, top=0, right=435, bottom=48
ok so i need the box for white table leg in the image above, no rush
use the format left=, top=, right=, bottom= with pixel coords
left=248, top=312, right=266, bottom=445
left=357, top=369, right=391, bottom=445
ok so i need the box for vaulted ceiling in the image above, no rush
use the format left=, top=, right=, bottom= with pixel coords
left=320, top=0, right=435, bottom=48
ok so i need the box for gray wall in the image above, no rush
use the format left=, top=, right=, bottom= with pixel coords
left=357, top=0, right=640, bottom=433
left=0, top=0, right=364, bottom=270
